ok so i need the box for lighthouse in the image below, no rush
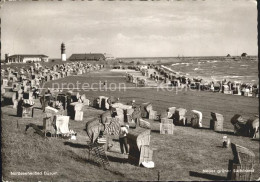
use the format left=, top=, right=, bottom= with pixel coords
left=61, top=42, right=66, bottom=61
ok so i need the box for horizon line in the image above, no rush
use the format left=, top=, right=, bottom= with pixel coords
left=1, top=55, right=258, bottom=61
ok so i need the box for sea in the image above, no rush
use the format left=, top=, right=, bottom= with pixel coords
left=119, top=56, right=258, bottom=85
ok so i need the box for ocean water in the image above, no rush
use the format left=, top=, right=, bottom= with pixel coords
left=120, top=57, right=258, bottom=84
left=168, top=58, right=258, bottom=84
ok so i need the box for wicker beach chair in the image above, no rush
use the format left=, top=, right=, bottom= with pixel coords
left=227, top=143, right=255, bottom=181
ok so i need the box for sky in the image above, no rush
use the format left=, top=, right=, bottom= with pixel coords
left=0, top=0, right=257, bottom=59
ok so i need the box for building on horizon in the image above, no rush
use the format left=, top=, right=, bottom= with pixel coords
left=104, top=53, right=115, bottom=60
left=5, top=54, right=49, bottom=63
left=69, top=53, right=106, bottom=61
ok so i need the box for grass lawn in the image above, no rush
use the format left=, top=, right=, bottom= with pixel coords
left=1, top=69, right=259, bottom=181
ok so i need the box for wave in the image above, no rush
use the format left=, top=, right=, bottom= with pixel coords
left=223, top=76, right=243, bottom=78
left=183, top=63, right=190, bottom=66
left=222, top=75, right=255, bottom=78
left=161, top=65, right=177, bottom=74
left=193, top=68, right=203, bottom=71
left=207, top=60, right=219, bottom=63
left=171, top=63, right=180, bottom=66
left=161, top=63, right=257, bottom=84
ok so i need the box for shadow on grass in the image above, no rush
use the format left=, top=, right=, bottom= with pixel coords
left=9, top=114, right=19, bottom=117
left=107, top=154, right=128, bottom=164
left=216, top=146, right=226, bottom=148
left=33, top=107, right=44, bottom=110
left=174, top=124, right=191, bottom=128
left=24, top=123, right=45, bottom=137
left=65, top=147, right=102, bottom=167
left=192, top=127, right=212, bottom=130
left=64, top=141, right=89, bottom=149
left=25, top=124, right=44, bottom=130
left=84, top=158, right=102, bottom=167
left=215, top=131, right=236, bottom=136
left=36, top=125, right=44, bottom=130
left=251, top=138, right=260, bottom=141
left=74, top=153, right=101, bottom=167
left=151, top=129, right=160, bottom=133
left=2, top=104, right=14, bottom=108
left=189, top=171, right=227, bottom=181
left=107, top=150, right=119, bottom=154
left=104, top=167, right=126, bottom=178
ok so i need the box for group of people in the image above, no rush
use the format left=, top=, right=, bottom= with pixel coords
left=116, top=100, right=138, bottom=155
left=104, top=100, right=138, bottom=155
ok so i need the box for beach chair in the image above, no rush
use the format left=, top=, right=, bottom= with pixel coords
left=55, top=115, right=70, bottom=136
left=174, top=108, right=187, bottom=126
left=168, top=107, right=176, bottom=118
left=127, top=128, right=151, bottom=165
left=43, top=112, right=56, bottom=137
left=139, top=145, right=153, bottom=166
left=101, top=97, right=110, bottom=110
left=67, top=102, right=83, bottom=120
left=191, top=110, right=202, bottom=128
left=141, top=102, right=152, bottom=118
left=98, top=96, right=106, bottom=109
left=160, top=123, right=174, bottom=134
left=40, top=93, right=52, bottom=112
left=210, top=112, right=224, bottom=132
left=148, top=110, right=158, bottom=120
left=139, top=119, right=151, bottom=129
left=231, top=114, right=248, bottom=136
left=16, top=99, right=35, bottom=118
left=57, top=94, right=67, bottom=110
left=227, top=143, right=255, bottom=181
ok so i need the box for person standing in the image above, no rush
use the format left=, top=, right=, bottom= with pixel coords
left=119, top=124, right=129, bottom=155
left=103, top=81, right=107, bottom=88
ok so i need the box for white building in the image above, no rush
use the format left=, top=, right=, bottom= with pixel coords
left=6, top=54, right=49, bottom=63
left=104, top=53, right=115, bottom=60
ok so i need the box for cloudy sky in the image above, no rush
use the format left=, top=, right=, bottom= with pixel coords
left=1, top=0, right=257, bottom=59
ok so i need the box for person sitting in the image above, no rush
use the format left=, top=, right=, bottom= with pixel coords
left=33, top=88, right=40, bottom=99
left=111, top=107, right=117, bottom=118
left=107, top=97, right=120, bottom=108
left=167, top=109, right=173, bottom=119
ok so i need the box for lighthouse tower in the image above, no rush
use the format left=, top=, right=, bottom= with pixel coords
left=61, top=42, right=66, bottom=61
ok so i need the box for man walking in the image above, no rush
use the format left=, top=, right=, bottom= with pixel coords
left=119, top=124, right=129, bottom=155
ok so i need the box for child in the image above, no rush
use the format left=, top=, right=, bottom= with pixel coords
left=119, top=124, right=129, bottom=155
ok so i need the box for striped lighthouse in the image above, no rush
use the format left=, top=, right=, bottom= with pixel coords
left=61, top=42, right=66, bottom=61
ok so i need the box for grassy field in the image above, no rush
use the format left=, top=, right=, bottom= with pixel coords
left=1, top=69, right=259, bottom=181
